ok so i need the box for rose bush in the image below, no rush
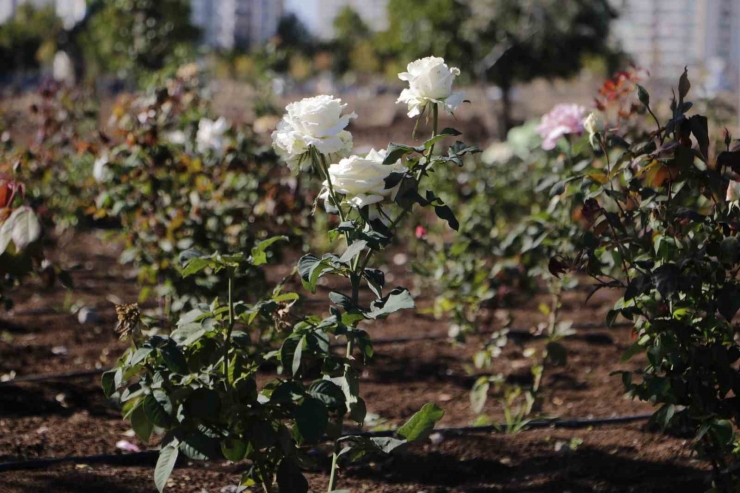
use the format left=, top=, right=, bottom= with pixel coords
left=107, top=56, right=478, bottom=493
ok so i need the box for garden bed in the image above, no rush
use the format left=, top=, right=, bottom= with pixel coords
left=0, top=231, right=709, bottom=492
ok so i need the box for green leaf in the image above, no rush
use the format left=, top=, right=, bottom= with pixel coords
left=160, top=344, right=189, bottom=375
left=131, top=404, right=153, bottom=443
left=620, top=342, right=643, bottom=363
left=154, top=445, right=178, bottom=493
left=470, top=377, right=489, bottom=414
left=143, top=392, right=173, bottom=428
left=339, top=240, right=367, bottom=264
left=294, top=397, right=328, bottom=444
left=397, top=402, right=445, bottom=442
left=549, top=176, right=581, bottom=197
left=292, top=335, right=305, bottom=376
left=366, top=288, right=414, bottom=319
left=221, top=437, right=249, bottom=462
left=179, top=431, right=221, bottom=460
left=7, top=207, right=41, bottom=251
left=636, top=84, right=650, bottom=107
left=678, top=66, right=691, bottom=102
left=383, top=143, right=418, bottom=164
left=251, top=236, right=288, bottom=266
left=440, top=127, right=462, bottom=136
left=309, top=380, right=346, bottom=409
left=101, top=369, right=117, bottom=398
left=169, top=323, right=206, bottom=347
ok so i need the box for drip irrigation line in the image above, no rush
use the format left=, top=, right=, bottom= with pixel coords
left=0, top=321, right=633, bottom=387
left=0, top=413, right=653, bottom=473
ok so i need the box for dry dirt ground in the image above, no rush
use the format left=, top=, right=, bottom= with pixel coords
left=0, top=231, right=713, bottom=493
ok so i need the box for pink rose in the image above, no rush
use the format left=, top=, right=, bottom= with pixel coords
left=536, top=104, right=587, bottom=151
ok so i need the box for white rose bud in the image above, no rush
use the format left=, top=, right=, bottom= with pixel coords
left=272, top=95, right=357, bottom=171
left=196, top=117, right=228, bottom=154
left=320, top=149, right=406, bottom=210
left=583, top=112, right=604, bottom=149
left=397, top=56, right=465, bottom=118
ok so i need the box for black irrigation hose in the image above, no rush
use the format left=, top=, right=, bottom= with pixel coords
left=0, top=413, right=653, bottom=473
left=0, top=322, right=634, bottom=387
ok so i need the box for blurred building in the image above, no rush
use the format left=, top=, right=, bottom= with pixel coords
left=190, top=0, right=284, bottom=50
left=0, top=0, right=85, bottom=27
left=613, top=0, right=740, bottom=92
left=284, top=0, right=388, bottom=39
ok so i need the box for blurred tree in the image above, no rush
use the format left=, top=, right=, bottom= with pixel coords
left=383, top=0, right=622, bottom=136
left=332, top=7, right=373, bottom=75
left=78, top=0, right=199, bottom=83
left=379, top=0, right=472, bottom=74
left=463, top=0, right=621, bottom=135
left=0, top=4, right=62, bottom=74
left=276, top=13, right=313, bottom=51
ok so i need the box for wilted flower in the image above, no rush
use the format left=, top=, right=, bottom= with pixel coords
left=93, top=155, right=114, bottom=183
left=536, top=104, right=587, bottom=150
left=727, top=180, right=740, bottom=209
left=583, top=112, right=605, bottom=149
left=196, top=117, right=228, bottom=154
left=272, top=95, right=357, bottom=171
left=320, top=148, right=406, bottom=210
left=397, top=57, right=465, bottom=118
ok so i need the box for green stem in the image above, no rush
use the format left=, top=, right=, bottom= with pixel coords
left=314, top=149, right=347, bottom=224
left=327, top=439, right=341, bottom=492
left=223, top=269, right=235, bottom=387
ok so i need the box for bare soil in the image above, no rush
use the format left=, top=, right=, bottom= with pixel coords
left=0, top=231, right=710, bottom=493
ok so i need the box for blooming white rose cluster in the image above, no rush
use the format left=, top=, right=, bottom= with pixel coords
left=397, top=57, right=465, bottom=118
left=272, top=57, right=463, bottom=211
left=271, top=95, right=356, bottom=171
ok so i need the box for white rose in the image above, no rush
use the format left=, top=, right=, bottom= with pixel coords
left=93, top=155, right=114, bottom=183
left=727, top=180, right=740, bottom=208
left=272, top=95, right=357, bottom=171
left=397, top=57, right=465, bottom=118
left=583, top=112, right=604, bottom=149
left=321, top=149, right=406, bottom=209
left=165, top=130, right=187, bottom=145
left=196, top=117, right=228, bottom=154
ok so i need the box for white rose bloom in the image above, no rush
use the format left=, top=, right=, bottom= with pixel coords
left=272, top=95, right=357, bottom=171
left=93, top=155, right=114, bottom=183
left=727, top=180, right=740, bottom=209
left=321, top=149, right=406, bottom=209
left=196, top=117, right=228, bottom=154
left=166, top=130, right=187, bottom=145
left=397, top=56, right=465, bottom=118
left=583, top=112, right=604, bottom=149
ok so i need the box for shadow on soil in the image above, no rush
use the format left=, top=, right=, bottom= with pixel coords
left=345, top=436, right=706, bottom=492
